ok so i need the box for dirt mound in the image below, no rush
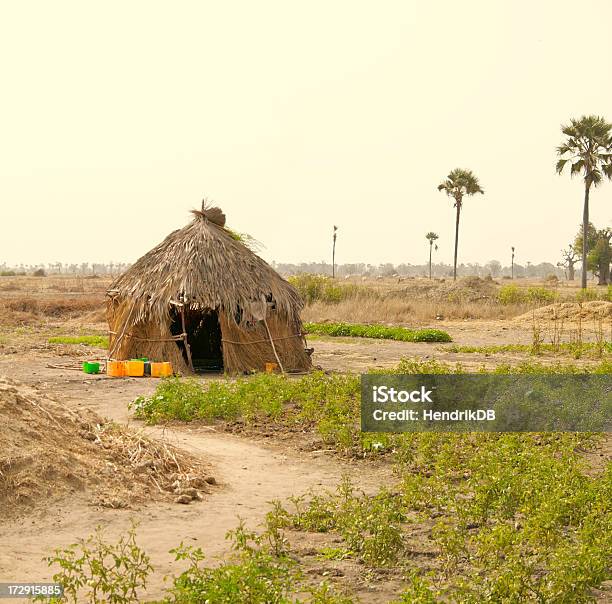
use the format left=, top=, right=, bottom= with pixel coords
left=441, top=276, right=498, bottom=302
left=0, top=377, right=214, bottom=518
left=514, top=301, right=612, bottom=323
left=393, top=276, right=498, bottom=303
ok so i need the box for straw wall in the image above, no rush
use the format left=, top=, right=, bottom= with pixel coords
left=220, top=312, right=311, bottom=373
left=107, top=299, right=190, bottom=373
left=107, top=299, right=311, bottom=375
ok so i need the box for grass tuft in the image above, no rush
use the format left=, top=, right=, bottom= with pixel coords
left=48, top=335, right=109, bottom=348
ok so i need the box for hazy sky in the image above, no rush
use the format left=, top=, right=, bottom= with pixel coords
left=1, top=1, right=611, bottom=269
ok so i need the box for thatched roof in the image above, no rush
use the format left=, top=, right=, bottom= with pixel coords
left=108, top=204, right=303, bottom=326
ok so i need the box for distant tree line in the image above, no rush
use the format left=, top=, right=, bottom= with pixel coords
left=272, top=260, right=567, bottom=280
left=0, top=259, right=580, bottom=281
left=0, top=262, right=132, bottom=277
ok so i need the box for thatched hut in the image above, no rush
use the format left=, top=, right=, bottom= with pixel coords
left=106, top=204, right=312, bottom=374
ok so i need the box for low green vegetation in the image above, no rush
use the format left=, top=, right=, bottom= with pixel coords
left=42, top=359, right=612, bottom=602
left=167, top=522, right=297, bottom=604
left=37, top=524, right=152, bottom=604
left=0, top=270, right=26, bottom=276
left=42, top=521, right=355, bottom=604
left=399, top=432, right=610, bottom=602
left=576, top=284, right=612, bottom=302
left=303, top=322, right=452, bottom=343
left=44, top=432, right=611, bottom=602
left=498, top=283, right=611, bottom=305
left=267, top=432, right=609, bottom=602
left=443, top=341, right=612, bottom=358
left=132, top=359, right=612, bottom=454
left=274, top=477, right=406, bottom=568
left=48, top=335, right=109, bottom=348
left=132, top=371, right=362, bottom=449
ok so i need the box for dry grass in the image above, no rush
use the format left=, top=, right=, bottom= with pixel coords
left=90, top=422, right=214, bottom=503
left=0, top=275, right=111, bottom=294
left=301, top=297, right=535, bottom=324
left=5, top=296, right=104, bottom=317
left=298, top=276, right=612, bottom=324
left=0, top=295, right=105, bottom=326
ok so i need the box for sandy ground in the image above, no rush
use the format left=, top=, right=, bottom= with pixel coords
left=0, top=357, right=393, bottom=601
left=308, top=319, right=607, bottom=372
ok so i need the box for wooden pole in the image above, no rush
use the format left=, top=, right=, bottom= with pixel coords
left=180, top=304, right=194, bottom=372
left=263, top=317, right=285, bottom=374
left=332, top=226, right=338, bottom=279
left=108, top=303, right=137, bottom=359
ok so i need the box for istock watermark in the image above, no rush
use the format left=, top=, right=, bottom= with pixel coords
left=361, top=374, right=611, bottom=432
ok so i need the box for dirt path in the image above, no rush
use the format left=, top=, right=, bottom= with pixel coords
left=0, top=363, right=389, bottom=600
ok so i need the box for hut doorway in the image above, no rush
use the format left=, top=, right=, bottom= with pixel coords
left=170, top=307, right=224, bottom=372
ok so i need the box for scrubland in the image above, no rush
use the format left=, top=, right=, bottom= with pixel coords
left=0, top=273, right=610, bottom=602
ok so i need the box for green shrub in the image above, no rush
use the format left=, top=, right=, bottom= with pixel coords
left=393, top=571, right=438, bottom=603
left=304, top=322, right=452, bottom=343
left=526, top=286, right=558, bottom=303
left=167, top=522, right=295, bottom=604
left=497, top=284, right=524, bottom=304
left=278, top=477, right=406, bottom=567
left=288, top=274, right=373, bottom=304
left=38, top=525, right=152, bottom=604
left=498, top=284, right=558, bottom=305
left=0, top=270, right=26, bottom=276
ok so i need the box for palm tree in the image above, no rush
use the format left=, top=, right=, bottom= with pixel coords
left=556, top=115, right=612, bottom=289
left=425, top=232, right=439, bottom=279
left=437, top=169, right=484, bottom=281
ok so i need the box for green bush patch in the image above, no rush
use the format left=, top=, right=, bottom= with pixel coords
left=498, top=284, right=559, bottom=305
left=288, top=274, right=375, bottom=305
left=303, top=322, right=452, bottom=343
left=131, top=359, right=612, bottom=453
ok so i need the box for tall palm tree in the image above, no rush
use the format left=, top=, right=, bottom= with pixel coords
left=425, top=232, right=439, bottom=279
left=437, top=169, right=484, bottom=281
left=556, top=115, right=612, bottom=289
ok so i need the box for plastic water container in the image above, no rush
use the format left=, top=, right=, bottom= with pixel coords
left=107, top=360, right=126, bottom=377
left=151, top=362, right=172, bottom=377
left=126, top=360, right=145, bottom=377
left=83, top=361, right=100, bottom=374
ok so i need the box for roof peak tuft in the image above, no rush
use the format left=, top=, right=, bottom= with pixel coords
left=191, top=199, right=226, bottom=227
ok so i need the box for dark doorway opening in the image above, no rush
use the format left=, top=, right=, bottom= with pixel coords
left=170, top=307, right=224, bottom=372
